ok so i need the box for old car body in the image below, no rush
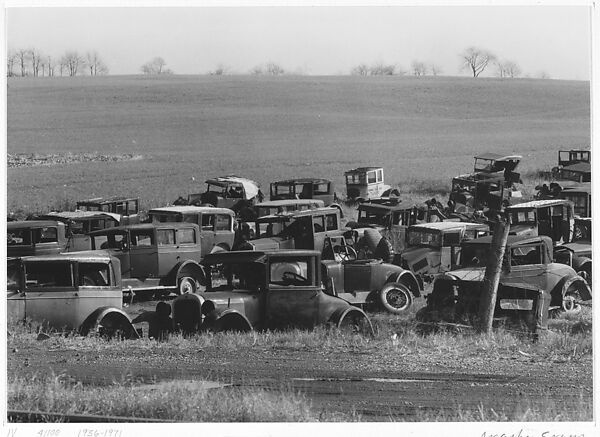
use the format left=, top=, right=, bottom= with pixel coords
left=344, top=167, right=396, bottom=201
left=560, top=184, right=591, bottom=218
left=88, top=223, right=205, bottom=295
left=552, top=150, right=591, bottom=182
left=239, top=207, right=344, bottom=253
left=38, top=211, right=120, bottom=251
left=269, top=178, right=341, bottom=211
left=320, top=235, right=421, bottom=314
left=186, top=176, right=261, bottom=211
left=554, top=217, right=592, bottom=285
left=557, top=149, right=590, bottom=167
left=171, top=250, right=373, bottom=334
left=506, top=199, right=575, bottom=244
left=76, top=196, right=140, bottom=225
left=8, top=220, right=70, bottom=257
left=253, top=199, right=325, bottom=219
left=7, top=251, right=137, bottom=337
left=148, top=206, right=235, bottom=254
left=449, top=172, right=521, bottom=213
left=472, top=153, right=522, bottom=175
left=400, top=222, right=490, bottom=282
left=417, top=235, right=592, bottom=333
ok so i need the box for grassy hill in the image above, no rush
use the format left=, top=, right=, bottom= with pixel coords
left=7, top=75, right=590, bottom=213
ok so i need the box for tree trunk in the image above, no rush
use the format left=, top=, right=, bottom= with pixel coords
left=477, top=212, right=510, bottom=333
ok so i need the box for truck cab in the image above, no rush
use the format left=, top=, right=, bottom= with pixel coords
left=506, top=199, right=575, bottom=244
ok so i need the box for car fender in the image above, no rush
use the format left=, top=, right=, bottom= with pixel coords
left=79, top=307, right=139, bottom=339
left=571, top=255, right=591, bottom=272
left=164, top=260, right=206, bottom=287
left=560, top=275, right=592, bottom=302
left=172, top=293, right=205, bottom=333
left=328, top=306, right=374, bottom=336
left=203, top=308, right=253, bottom=332
left=388, top=270, right=422, bottom=296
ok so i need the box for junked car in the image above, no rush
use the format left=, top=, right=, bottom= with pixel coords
left=269, top=178, right=343, bottom=216
left=8, top=220, right=71, bottom=257
left=76, top=196, right=140, bottom=225
left=184, top=176, right=262, bottom=212
left=171, top=250, right=374, bottom=334
left=506, top=199, right=575, bottom=244
left=344, top=167, right=399, bottom=202
left=399, top=222, right=490, bottom=282
left=148, top=206, right=235, bottom=254
left=417, top=235, right=592, bottom=333
left=554, top=217, right=592, bottom=285
left=89, top=223, right=205, bottom=296
left=253, top=199, right=325, bottom=219
left=7, top=251, right=138, bottom=338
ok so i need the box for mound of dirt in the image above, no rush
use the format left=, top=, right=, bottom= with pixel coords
left=7, top=153, right=143, bottom=168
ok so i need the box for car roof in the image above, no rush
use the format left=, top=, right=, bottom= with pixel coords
left=358, top=202, right=405, bottom=212
left=271, top=178, right=331, bottom=184
left=204, top=176, right=260, bottom=199
left=409, top=222, right=488, bottom=231
left=462, top=234, right=552, bottom=247
left=507, top=199, right=573, bottom=210
left=8, top=220, right=64, bottom=229
left=20, top=250, right=113, bottom=263
left=88, top=222, right=200, bottom=235
left=43, top=210, right=121, bottom=221
left=344, top=167, right=383, bottom=174
left=257, top=207, right=339, bottom=221
left=149, top=206, right=234, bottom=215
left=202, top=249, right=320, bottom=265
left=561, top=162, right=591, bottom=173
left=255, top=199, right=325, bottom=207
left=453, top=172, right=505, bottom=182
left=474, top=153, right=522, bottom=161
left=77, top=196, right=138, bottom=204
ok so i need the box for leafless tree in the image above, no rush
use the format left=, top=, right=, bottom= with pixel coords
left=86, top=51, right=109, bottom=76
left=250, top=65, right=264, bottom=75
left=16, top=49, right=29, bottom=76
left=7, top=49, right=17, bottom=77
left=30, top=48, right=43, bottom=77
left=351, top=64, right=369, bottom=76
left=265, top=62, right=284, bottom=75
left=141, top=57, right=168, bottom=75
left=209, top=63, right=230, bottom=75
left=537, top=71, right=551, bottom=80
left=45, top=56, right=55, bottom=77
left=460, top=47, right=496, bottom=77
left=429, top=63, right=442, bottom=76
left=62, top=51, right=84, bottom=76
left=369, top=62, right=395, bottom=76
left=496, top=60, right=521, bottom=78
left=411, top=60, right=427, bottom=77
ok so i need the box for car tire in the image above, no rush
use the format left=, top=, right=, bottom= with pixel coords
left=379, top=282, right=412, bottom=314
left=178, top=276, right=198, bottom=295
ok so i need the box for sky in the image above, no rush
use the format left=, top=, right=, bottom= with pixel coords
left=4, top=2, right=594, bottom=80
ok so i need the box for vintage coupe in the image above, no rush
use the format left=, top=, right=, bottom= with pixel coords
left=7, top=251, right=138, bottom=338
left=171, top=250, right=374, bottom=334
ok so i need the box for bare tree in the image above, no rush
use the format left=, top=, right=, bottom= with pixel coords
left=369, top=62, right=395, bottom=76
left=537, top=71, right=551, bottom=80
left=250, top=64, right=264, bottom=75
left=7, top=49, right=17, bottom=77
left=86, top=51, right=109, bottom=76
left=503, top=61, right=521, bottom=78
left=46, top=56, right=56, bottom=77
left=62, top=51, right=84, bottom=76
left=429, top=63, right=442, bottom=76
left=351, top=64, right=369, bottom=76
left=30, top=48, right=43, bottom=77
left=460, top=47, right=496, bottom=77
left=209, top=63, right=230, bottom=75
left=16, top=49, right=29, bottom=76
left=411, top=60, right=427, bottom=77
left=141, top=57, right=168, bottom=75
left=265, top=62, right=284, bottom=75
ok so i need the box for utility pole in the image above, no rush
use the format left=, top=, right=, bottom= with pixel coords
left=477, top=210, right=511, bottom=333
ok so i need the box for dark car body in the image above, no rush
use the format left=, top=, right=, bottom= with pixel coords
left=186, top=176, right=261, bottom=211
left=7, top=251, right=137, bottom=337
left=506, top=199, right=575, bottom=244
left=7, top=220, right=70, bottom=257
left=76, top=196, right=140, bottom=225
left=270, top=178, right=338, bottom=206
left=88, top=223, right=204, bottom=295
left=171, top=250, right=373, bottom=334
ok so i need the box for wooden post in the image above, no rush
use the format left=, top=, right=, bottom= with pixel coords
left=477, top=211, right=511, bottom=333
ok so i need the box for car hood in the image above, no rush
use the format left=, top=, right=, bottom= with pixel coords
left=248, top=237, right=288, bottom=251
left=201, top=290, right=256, bottom=305
left=401, top=246, right=436, bottom=262
left=509, top=224, right=536, bottom=236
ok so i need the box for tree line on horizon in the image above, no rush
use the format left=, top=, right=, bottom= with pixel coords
left=7, top=46, right=550, bottom=79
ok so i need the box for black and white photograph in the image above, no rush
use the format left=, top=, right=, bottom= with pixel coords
left=3, top=0, right=597, bottom=434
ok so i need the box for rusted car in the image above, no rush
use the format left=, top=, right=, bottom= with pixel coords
left=8, top=220, right=71, bottom=257
left=7, top=252, right=138, bottom=338
left=184, top=176, right=262, bottom=212
left=417, top=235, right=591, bottom=331
left=320, top=235, right=421, bottom=314
left=506, top=199, right=575, bottom=244
left=344, top=167, right=398, bottom=202
left=535, top=182, right=591, bottom=219
left=253, top=199, right=325, bottom=218
left=76, top=196, right=140, bottom=225
left=269, top=178, right=343, bottom=216
left=399, top=222, right=490, bottom=282
left=554, top=217, right=592, bottom=285
left=38, top=211, right=120, bottom=250
left=557, top=149, right=590, bottom=167
left=148, top=206, right=235, bottom=254
left=472, top=153, right=522, bottom=176
left=171, top=250, right=374, bottom=334
left=89, top=223, right=205, bottom=296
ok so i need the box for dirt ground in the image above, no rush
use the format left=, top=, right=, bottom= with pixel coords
left=7, top=299, right=593, bottom=421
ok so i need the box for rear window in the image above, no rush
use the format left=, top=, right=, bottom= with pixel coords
left=25, top=261, right=74, bottom=289
left=178, top=228, right=196, bottom=244
left=157, top=229, right=176, bottom=245
left=130, top=230, right=154, bottom=246
left=202, top=215, right=215, bottom=231
left=215, top=214, right=232, bottom=231
left=313, top=183, right=330, bottom=195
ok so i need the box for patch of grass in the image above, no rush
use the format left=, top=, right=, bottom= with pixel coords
left=8, top=372, right=343, bottom=422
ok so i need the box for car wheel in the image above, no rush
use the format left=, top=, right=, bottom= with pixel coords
left=379, top=283, right=413, bottom=314
left=178, top=276, right=198, bottom=295
left=561, top=288, right=582, bottom=315
left=338, top=310, right=373, bottom=336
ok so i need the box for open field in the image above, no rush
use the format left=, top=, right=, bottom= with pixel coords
left=7, top=75, right=590, bottom=214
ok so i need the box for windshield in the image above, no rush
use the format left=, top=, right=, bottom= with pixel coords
left=474, top=158, right=495, bottom=172
left=272, top=183, right=294, bottom=197
left=460, top=245, right=490, bottom=267
left=407, top=229, right=441, bottom=248
left=358, top=209, right=390, bottom=226
left=92, top=231, right=127, bottom=250
left=509, top=210, right=536, bottom=225
left=207, top=262, right=266, bottom=291
left=206, top=183, right=227, bottom=195
left=7, top=226, right=58, bottom=246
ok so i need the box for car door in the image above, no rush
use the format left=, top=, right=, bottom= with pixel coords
left=200, top=214, right=216, bottom=254
left=156, top=228, right=179, bottom=276
left=505, top=243, right=547, bottom=289
left=214, top=213, right=234, bottom=250
left=7, top=259, right=25, bottom=323
left=265, top=256, right=318, bottom=329
left=129, top=229, right=158, bottom=278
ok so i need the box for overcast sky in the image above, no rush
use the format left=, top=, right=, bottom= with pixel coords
left=5, top=2, right=593, bottom=80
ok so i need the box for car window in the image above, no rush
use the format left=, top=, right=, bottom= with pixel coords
left=442, top=232, right=460, bottom=246
left=367, top=171, right=377, bottom=184
left=178, top=228, right=196, bottom=244
left=157, top=229, right=176, bottom=245
left=115, top=202, right=127, bottom=215
left=325, top=213, right=338, bottom=231
left=127, top=200, right=138, bottom=215
left=78, top=262, right=110, bottom=286
left=25, top=261, right=74, bottom=289
left=94, top=232, right=126, bottom=250
left=131, top=230, right=154, bottom=246
left=202, top=214, right=215, bottom=231
left=215, top=214, right=232, bottom=231
left=312, top=215, right=325, bottom=233
left=35, top=227, right=58, bottom=243
left=182, top=214, right=197, bottom=224
left=377, top=169, right=383, bottom=182
left=313, top=183, right=329, bottom=195
left=510, top=245, right=542, bottom=265
left=269, top=259, right=312, bottom=286
left=274, top=184, right=292, bottom=196
left=69, top=221, right=85, bottom=235
left=8, top=229, right=31, bottom=246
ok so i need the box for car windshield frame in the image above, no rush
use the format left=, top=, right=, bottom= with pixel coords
left=406, top=228, right=442, bottom=248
